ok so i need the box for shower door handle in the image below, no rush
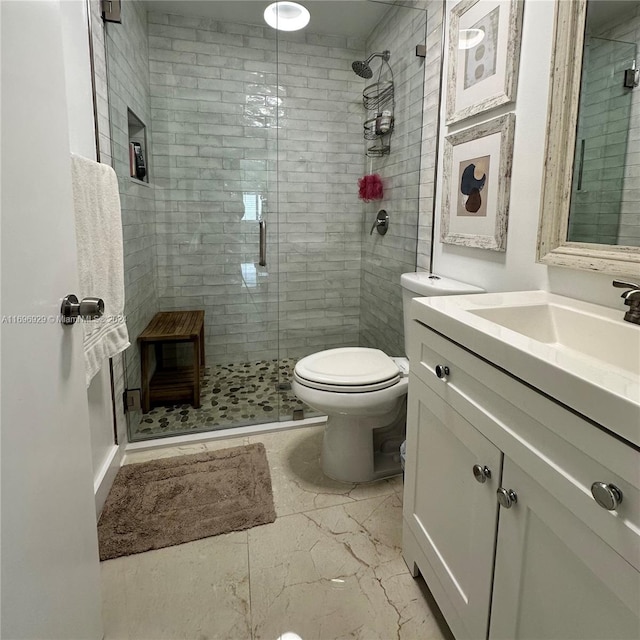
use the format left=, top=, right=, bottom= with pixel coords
left=259, top=219, right=266, bottom=266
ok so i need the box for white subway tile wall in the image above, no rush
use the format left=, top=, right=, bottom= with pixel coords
left=417, top=0, right=442, bottom=272
left=359, top=3, right=427, bottom=356
left=600, top=5, right=640, bottom=246
left=147, top=11, right=368, bottom=363
left=570, top=5, right=640, bottom=246
left=104, top=0, right=159, bottom=395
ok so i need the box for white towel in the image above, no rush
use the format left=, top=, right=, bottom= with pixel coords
left=71, top=154, right=130, bottom=386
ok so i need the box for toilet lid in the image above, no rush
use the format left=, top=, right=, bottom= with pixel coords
left=294, top=348, right=400, bottom=387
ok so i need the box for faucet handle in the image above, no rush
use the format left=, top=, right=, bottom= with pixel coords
left=613, top=280, right=640, bottom=299
left=613, top=280, right=640, bottom=290
left=613, top=281, right=640, bottom=324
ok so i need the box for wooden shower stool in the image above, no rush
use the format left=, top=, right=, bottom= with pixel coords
left=138, top=310, right=205, bottom=413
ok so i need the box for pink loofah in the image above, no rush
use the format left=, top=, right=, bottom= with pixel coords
left=358, top=173, right=384, bottom=202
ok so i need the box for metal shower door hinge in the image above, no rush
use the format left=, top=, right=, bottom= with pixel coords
left=102, top=0, right=122, bottom=23
left=416, top=44, right=426, bottom=58
left=123, top=388, right=141, bottom=413
left=624, top=67, right=639, bottom=89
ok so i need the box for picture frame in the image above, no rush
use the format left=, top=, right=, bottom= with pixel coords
left=441, top=113, right=515, bottom=251
left=446, top=0, right=523, bottom=125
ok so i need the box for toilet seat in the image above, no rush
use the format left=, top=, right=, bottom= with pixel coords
left=294, top=347, right=401, bottom=393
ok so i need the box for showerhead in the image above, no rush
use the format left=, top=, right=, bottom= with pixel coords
left=351, top=50, right=391, bottom=79
left=352, top=60, right=373, bottom=79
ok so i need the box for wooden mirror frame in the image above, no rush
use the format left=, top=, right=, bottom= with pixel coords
left=537, top=0, right=640, bottom=278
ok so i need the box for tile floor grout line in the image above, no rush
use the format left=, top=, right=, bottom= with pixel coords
left=269, top=483, right=403, bottom=518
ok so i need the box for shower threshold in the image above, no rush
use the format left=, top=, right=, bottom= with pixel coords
left=130, top=358, right=315, bottom=442
left=126, top=415, right=327, bottom=453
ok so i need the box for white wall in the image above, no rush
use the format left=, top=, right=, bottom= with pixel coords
left=59, top=0, right=124, bottom=513
left=432, top=0, right=630, bottom=309
left=60, top=0, right=97, bottom=159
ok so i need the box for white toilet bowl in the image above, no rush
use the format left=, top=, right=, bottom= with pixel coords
left=292, top=273, right=485, bottom=484
left=292, top=347, right=408, bottom=483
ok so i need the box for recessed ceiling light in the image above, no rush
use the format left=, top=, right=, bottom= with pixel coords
left=459, top=28, right=485, bottom=50
left=264, top=1, right=310, bottom=31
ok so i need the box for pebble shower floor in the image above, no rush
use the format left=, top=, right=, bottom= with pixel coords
left=131, top=358, right=313, bottom=440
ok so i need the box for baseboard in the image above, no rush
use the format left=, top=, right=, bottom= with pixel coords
left=94, top=444, right=124, bottom=518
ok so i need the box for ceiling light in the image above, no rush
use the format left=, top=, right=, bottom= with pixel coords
left=459, top=28, right=485, bottom=50
left=264, top=1, right=310, bottom=31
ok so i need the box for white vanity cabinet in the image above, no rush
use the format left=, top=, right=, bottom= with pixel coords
left=490, top=458, right=640, bottom=640
left=403, top=379, right=502, bottom=639
left=403, top=321, right=640, bottom=640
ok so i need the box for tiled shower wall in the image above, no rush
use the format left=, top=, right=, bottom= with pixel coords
left=104, top=0, right=159, bottom=391
left=147, top=12, right=366, bottom=363
left=89, top=0, right=128, bottom=446
left=569, top=35, right=634, bottom=244
left=416, top=0, right=442, bottom=273
left=359, top=3, right=427, bottom=356
left=93, top=0, right=440, bottom=388
left=599, top=6, right=640, bottom=247
left=570, top=6, right=640, bottom=246
left=274, top=29, right=366, bottom=360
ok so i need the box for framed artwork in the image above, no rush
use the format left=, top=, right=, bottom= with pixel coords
left=446, top=0, right=524, bottom=125
left=441, top=113, right=515, bottom=251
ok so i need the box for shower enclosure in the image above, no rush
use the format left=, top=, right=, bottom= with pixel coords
left=103, top=0, right=428, bottom=441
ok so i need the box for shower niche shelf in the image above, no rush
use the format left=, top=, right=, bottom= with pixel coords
left=127, top=108, right=149, bottom=184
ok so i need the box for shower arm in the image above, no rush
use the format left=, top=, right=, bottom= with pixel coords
left=365, top=51, right=389, bottom=65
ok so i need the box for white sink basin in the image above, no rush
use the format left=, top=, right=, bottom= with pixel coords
left=411, top=291, right=640, bottom=447
left=469, top=302, right=640, bottom=376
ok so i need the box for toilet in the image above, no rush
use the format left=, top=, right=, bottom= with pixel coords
left=292, top=272, right=485, bottom=483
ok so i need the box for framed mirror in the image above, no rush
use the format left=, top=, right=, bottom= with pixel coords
left=538, top=0, right=640, bottom=278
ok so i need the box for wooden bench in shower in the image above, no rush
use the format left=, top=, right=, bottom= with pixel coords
left=138, top=310, right=205, bottom=413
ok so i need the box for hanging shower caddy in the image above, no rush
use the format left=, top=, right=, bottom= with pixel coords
left=362, top=51, right=395, bottom=157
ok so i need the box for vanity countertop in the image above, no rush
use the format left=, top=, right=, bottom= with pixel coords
left=411, top=290, right=640, bottom=448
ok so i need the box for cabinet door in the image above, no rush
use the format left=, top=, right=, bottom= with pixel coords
left=404, top=379, right=502, bottom=640
left=490, top=458, right=640, bottom=640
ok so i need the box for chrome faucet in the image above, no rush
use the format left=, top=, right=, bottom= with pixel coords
left=613, top=281, right=640, bottom=325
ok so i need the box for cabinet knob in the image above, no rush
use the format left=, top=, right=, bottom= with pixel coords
left=591, top=482, right=623, bottom=511
left=435, top=364, right=450, bottom=379
left=472, top=464, right=492, bottom=483
left=497, top=487, right=518, bottom=509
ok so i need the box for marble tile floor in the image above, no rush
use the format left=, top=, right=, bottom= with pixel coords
left=132, top=358, right=314, bottom=441
left=101, top=425, right=453, bottom=640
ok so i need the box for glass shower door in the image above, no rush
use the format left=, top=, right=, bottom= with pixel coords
left=105, top=2, right=282, bottom=441
left=273, top=0, right=428, bottom=422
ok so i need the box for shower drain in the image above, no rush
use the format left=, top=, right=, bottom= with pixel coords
left=276, top=382, right=292, bottom=391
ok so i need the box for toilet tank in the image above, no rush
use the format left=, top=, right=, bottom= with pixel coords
left=400, top=273, right=485, bottom=357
